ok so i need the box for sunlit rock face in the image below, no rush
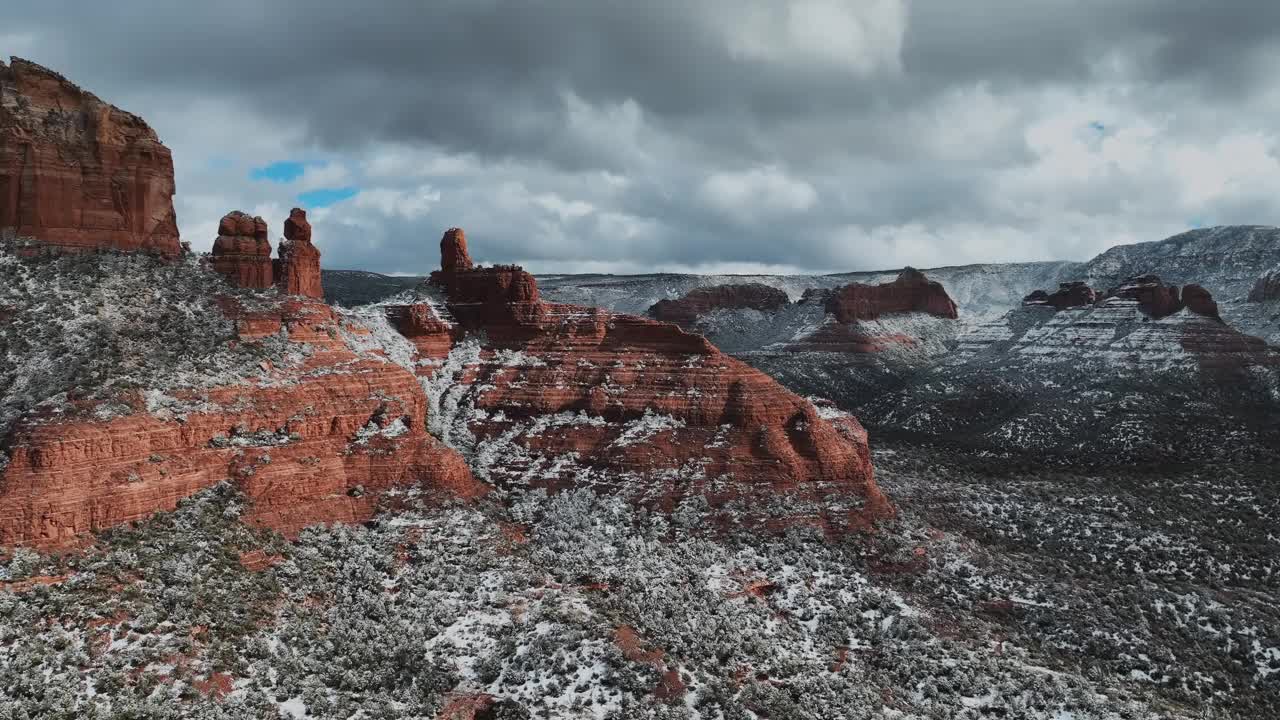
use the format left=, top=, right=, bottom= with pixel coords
left=0, top=57, right=180, bottom=256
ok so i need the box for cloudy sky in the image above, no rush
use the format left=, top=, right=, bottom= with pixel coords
left=6, top=1, right=1280, bottom=275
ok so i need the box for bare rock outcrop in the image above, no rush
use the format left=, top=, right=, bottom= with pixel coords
left=275, top=208, right=322, bottom=298
left=210, top=211, right=273, bottom=289
left=1102, top=274, right=1183, bottom=319
left=0, top=295, right=484, bottom=548
left=0, top=57, right=180, bottom=256
left=1023, top=281, right=1097, bottom=310
left=824, top=268, right=959, bottom=323
left=388, top=229, right=892, bottom=532
left=648, top=283, right=791, bottom=327
left=1180, top=283, right=1221, bottom=321
left=784, top=269, right=959, bottom=354
left=440, top=227, right=473, bottom=273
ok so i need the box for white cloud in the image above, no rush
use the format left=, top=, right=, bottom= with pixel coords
left=364, top=146, right=479, bottom=179
left=297, top=162, right=351, bottom=191
left=353, top=186, right=442, bottom=220
left=724, top=0, right=907, bottom=74
left=699, top=166, right=818, bottom=219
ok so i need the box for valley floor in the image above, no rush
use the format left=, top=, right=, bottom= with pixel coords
left=1, top=448, right=1276, bottom=719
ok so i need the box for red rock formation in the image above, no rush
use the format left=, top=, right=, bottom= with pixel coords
left=0, top=296, right=485, bottom=548
left=440, top=227, right=473, bottom=273
left=783, top=269, right=958, bottom=354
left=389, top=229, right=892, bottom=531
left=0, top=57, right=180, bottom=256
left=648, top=283, right=791, bottom=327
left=825, top=268, right=959, bottom=322
left=275, top=208, right=322, bottom=298
left=1103, top=275, right=1183, bottom=319
left=1023, top=281, right=1097, bottom=310
left=210, top=211, right=273, bottom=289
left=1181, top=284, right=1221, bottom=321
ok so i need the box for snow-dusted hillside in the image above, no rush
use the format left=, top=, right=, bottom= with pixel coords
left=538, top=261, right=1077, bottom=324
left=1081, top=226, right=1280, bottom=339
left=1084, top=226, right=1280, bottom=301
left=855, top=297, right=1280, bottom=462
left=5, top=450, right=1277, bottom=718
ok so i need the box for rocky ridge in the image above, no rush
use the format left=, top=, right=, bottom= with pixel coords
left=364, top=230, right=892, bottom=531
left=0, top=246, right=482, bottom=547
left=647, top=283, right=790, bottom=326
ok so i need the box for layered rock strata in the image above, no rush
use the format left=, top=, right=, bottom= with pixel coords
left=210, top=211, right=273, bottom=289
left=275, top=208, right=323, bottom=298
left=785, top=269, right=960, bottom=354
left=377, top=230, right=892, bottom=531
left=1249, top=267, right=1280, bottom=303
left=1023, top=281, right=1096, bottom=310
left=0, top=294, right=483, bottom=548
left=823, top=268, right=959, bottom=323
left=648, top=284, right=790, bottom=327
left=0, top=57, right=180, bottom=256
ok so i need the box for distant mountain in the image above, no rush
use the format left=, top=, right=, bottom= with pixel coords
left=1083, top=226, right=1280, bottom=300
left=321, top=269, right=423, bottom=306
left=537, top=260, right=1078, bottom=322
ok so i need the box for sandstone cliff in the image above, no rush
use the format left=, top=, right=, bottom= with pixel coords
left=647, top=283, right=790, bottom=327
left=0, top=249, right=482, bottom=548
left=0, top=57, right=180, bottom=256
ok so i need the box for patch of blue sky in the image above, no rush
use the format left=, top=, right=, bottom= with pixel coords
left=250, top=160, right=307, bottom=183
left=297, top=187, right=359, bottom=208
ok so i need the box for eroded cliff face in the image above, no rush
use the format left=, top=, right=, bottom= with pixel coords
left=824, top=268, right=959, bottom=323
left=274, top=208, right=322, bottom=298
left=0, top=252, right=483, bottom=548
left=0, top=57, right=180, bottom=256
left=369, top=231, right=892, bottom=533
left=784, top=269, right=960, bottom=354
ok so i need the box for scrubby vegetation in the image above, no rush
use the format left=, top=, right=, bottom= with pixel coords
left=6, top=448, right=1274, bottom=718
left=0, top=245, right=303, bottom=440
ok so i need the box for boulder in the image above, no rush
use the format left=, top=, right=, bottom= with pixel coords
left=0, top=57, right=180, bottom=256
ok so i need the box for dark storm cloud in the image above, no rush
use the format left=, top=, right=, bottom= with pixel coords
left=6, top=1, right=1280, bottom=275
